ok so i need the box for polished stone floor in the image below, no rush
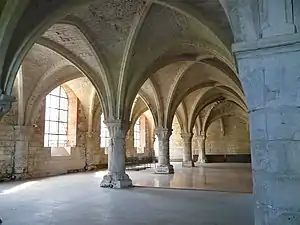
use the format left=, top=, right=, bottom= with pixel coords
left=0, top=168, right=254, bottom=225
left=127, top=163, right=253, bottom=193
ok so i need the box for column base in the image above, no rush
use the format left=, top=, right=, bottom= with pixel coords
left=182, top=161, right=194, bottom=168
left=195, top=157, right=207, bottom=166
left=86, top=165, right=98, bottom=171
left=100, top=173, right=132, bottom=189
left=155, top=164, right=174, bottom=174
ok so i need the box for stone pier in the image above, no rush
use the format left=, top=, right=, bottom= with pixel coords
left=155, top=128, right=174, bottom=174
left=181, top=132, right=194, bottom=167
left=100, top=120, right=132, bottom=188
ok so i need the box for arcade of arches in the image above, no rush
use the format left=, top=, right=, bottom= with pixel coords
left=0, top=1, right=300, bottom=224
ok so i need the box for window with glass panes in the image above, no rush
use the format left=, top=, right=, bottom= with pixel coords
left=100, top=113, right=110, bottom=148
left=44, top=86, right=68, bottom=147
left=134, top=118, right=141, bottom=148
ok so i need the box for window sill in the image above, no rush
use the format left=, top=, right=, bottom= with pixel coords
left=51, top=147, right=72, bottom=157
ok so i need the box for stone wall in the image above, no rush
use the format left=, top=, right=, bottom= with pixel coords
left=0, top=97, right=20, bottom=180
left=170, top=117, right=184, bottom=161
left=169, top=116, right=200, bottom=161
left=206, top=116, right=250, bottom=155
left=0, top=125, right=16, bottom=180
left=86, top=133, right=108, bottom=170
left=27, top=99, right=87, bottom=178
left=169, top=115, right=250, bottom=162
left=126, top=116, right=154, bottom=159
left=0, top=94, right=109, bottom=180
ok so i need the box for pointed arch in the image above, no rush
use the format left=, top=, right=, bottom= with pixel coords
left=118, top=3, right=153, bottom=119
left=36, top=38, right=110, bottom=118
left=59, top=17, right=113, bottom=114
left=2, top=1, right=93, bottom=95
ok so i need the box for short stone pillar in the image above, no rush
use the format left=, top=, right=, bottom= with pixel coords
left=181, top=132, right=194, bottom=167
left=100, top=120, right=132, bottom=188
left=154, top=127, right=174, bottom=174
left=195, top=135, right=207, bottom=165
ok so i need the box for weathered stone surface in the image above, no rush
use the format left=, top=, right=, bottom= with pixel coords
left=196, top=135, right=207, bottom=165
left=100, top=173, right=132, bottom=189
left=206, top=116, right=249, bottom=155
left=154, top=164, right=174, bottom=174
left=99, top=119, right=132, bottom=188
left=155, top=127, right=174, bottom=173
left=0, top=92, right=15, bottom=119
left=181, top=132, right=194, bottom=167
left=234, top=30, right=300, bottom=225
left=3, top=1, right=300, bottom=224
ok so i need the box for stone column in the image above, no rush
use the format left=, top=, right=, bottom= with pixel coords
left=195, top=135, right=207, bottom=165
left=181, top=132, right=194, bottom=167
left=128, top=130, right=136, bottom=157
left=233, top=35, right=300, bottom=224
left=100, top=120, right=132, bottom=188
left=148, top=136, right=155, bottom=159
left=154, top=127, right=174, bottom=174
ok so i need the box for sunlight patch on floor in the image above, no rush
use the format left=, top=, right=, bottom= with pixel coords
left=0, top=181, right=39, bottom=195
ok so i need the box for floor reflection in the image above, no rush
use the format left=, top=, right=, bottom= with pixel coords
left=129, top=163, right=252, bottom=193
left=0, top=163, right=252, bottom=195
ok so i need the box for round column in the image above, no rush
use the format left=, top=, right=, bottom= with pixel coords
left=100, top=120, right=132, bottom=188
left=181, top=132, right=194, bottom=167
left=196, top=134, right=207, bottom=165
left=154, top=127, right=174, bottom=174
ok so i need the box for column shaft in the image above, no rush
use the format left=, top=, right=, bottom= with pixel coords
left=155, top=127, right=174, bottom=174
left=100, top=120, right=132, bottom=188
left=196, top=135, right=207, bottom=164
left=181, top=133, right=194, bottom=167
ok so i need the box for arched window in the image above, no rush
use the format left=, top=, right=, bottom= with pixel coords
left=100, top=113, right=110, bottom=148
left=44, top=86, right=68, bottom=147
left=134, top=118, right=141, bottom=148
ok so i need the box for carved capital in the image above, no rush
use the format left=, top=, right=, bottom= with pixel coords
left=180, top=132, right=193, bottom=142
left=155, top=127, right=172, bottom=140
left=0, top=91, right=15, bottom=117
left=105, top=119, right=127, bottom=139
left=195, top=133, right=206, bottom=140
